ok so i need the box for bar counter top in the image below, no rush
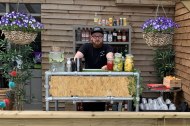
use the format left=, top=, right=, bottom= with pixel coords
left=0, top=111, right=189, bottom=126
left=0, top=111, right=189, bottom=118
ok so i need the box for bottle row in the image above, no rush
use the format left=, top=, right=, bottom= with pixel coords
left=94, top=13, right=128, bottom=27
left=75, top=27, right=129, bottom=42
left=76, top=45, right=129, bottom=57
left=103, top=29, right=129, bottom=42
left=76, top=101, right=128, bottom=111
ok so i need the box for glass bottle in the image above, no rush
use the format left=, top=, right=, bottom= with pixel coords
left=103, top=28, right=108, bottom=42
left=124, top=101, right=128, bottom=111
left=76, top=27, right=81, bottom=41
left=85, top=28, right=90, bottom=42
left=66, top=58, right=72, bottom=72
left=94, top=12, right=99, bottom=25
left=122, top=29, right=126, bottom=42
left=123, top=18, right=127, bottom=26
left=113, top=17, right=117, bottom=26
left=123, top=45, right=128, bottom=57
left=81, top=28, right=86, bottom=42
left=112, top=29, right=117, bottom=42
left=108, top=30, right=113, bottom=42
left=117, top=30, right=122, bottom=42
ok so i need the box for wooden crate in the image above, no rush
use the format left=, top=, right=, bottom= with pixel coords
left=0, top=88, right=9, bottom=100
left=49, top=76, right=132, bottom=97
left=163, top=77, right=181, bottom=88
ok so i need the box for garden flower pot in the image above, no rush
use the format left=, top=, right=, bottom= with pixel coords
left=3, top=30, right=37, bottom=45
left=143, top=32, right=173, bottom=47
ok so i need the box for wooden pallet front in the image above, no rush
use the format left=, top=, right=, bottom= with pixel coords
left=49, top=76, right=131, bottom=97
left=0, top=88, right=9, bottom=100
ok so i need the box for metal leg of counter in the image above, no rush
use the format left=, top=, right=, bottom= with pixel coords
left=128, top=100, right=133, bottom=111
left=46, top=100, right=49, bottom=111
left=55, top=100, right=58, bottom=111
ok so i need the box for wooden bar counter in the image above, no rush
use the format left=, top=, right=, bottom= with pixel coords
left=45, top=71, right=140, bottom=111
left=0, top=111, right=190, bottom=126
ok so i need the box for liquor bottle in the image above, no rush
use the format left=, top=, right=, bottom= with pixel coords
left=112, top=103, right=118, bottom=111
left=98, top=18, right=102, bottom=26
left=107, top=103, right=113, bottom=111
left=124, top=101, right=128, bottom=111
left=103, top=28, right=108, bottom=42
left=117, top=30, right=122, bottom=42
left=94, top=12, right=99, bottom=25
left=126, top=30, right=129, bottom=42
left=113, top=17, right=117, bottom=26
left=112, top=29, right=117, bottom=42
left=119, top=18, right=123, bottom=26
left=122, top=29, right=126, bottom=42
left=102, top=18, right=106, bottom=26
left=66, top=58, right=71, bottom=72
left=107, top=30, right=113, bottom=42
left=89, top=28, right=92, bottom=41
left=77, top=102, right=83, bottom=111
left=108, top=17, right=113, bottom=26
left=76, top=27, right=81, bottom=41
left=121, top=101, right=128, bottom=111
left=123, top=18, right=127, bottom=26
left=81, top=28, right=86, bottom=42
left=123, top=45, right=128, bottom=56
left=85, top=28, right=90, bottom=42
left=118, top=102, right=123, bottom=111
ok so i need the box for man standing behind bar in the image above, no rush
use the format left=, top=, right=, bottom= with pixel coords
left=74, top=27, right=114, bottom=111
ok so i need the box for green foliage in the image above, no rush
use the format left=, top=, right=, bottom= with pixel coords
left=127, top=69, right=143, bottom=107
left=153, top=46, right=175, bottom=83
left=0, top=39, right=34, bottom=110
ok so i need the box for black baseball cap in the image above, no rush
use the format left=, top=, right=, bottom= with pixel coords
left=91, top=27, right=103, bottom=35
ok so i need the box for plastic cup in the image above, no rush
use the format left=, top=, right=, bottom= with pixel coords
left=107, top=58, right=114, bottom=71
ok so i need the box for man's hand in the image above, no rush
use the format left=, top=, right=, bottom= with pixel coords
left=101, top=65, right=107, bottom=70
left=74, top=51, right=84, bottom=60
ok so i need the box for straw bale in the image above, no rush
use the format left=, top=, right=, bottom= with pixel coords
left=49, top=76, right=131, bottom=97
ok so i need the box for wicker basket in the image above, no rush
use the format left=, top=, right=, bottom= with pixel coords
left=3, top=30, right=37, bottom=45
left=143, top=32, right=173, bottom=47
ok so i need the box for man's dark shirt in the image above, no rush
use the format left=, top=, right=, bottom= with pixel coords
left=78, top=43, right=113, bottom=69
left=77, top=43, right=113, bottom=111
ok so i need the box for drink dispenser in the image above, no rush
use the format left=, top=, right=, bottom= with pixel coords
left=49, top=46, right=65, bottom=72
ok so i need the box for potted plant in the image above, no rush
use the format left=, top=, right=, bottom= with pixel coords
left=142, top=17, right=179, bottom=47
left=0, top=11, right=43, bottom=110
left=0, top=11, right=43, bottom=45
left=0, top=39, right=34, bottom=110
left=153, top=45, right=175, bottom=82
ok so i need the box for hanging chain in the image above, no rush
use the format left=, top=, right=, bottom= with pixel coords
left=16, top=0, right=20, bottom=12
left=155, top=0, right=167, bottom=18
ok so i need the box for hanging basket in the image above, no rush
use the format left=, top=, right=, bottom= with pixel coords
left=143, top=32, right=173, bottom=47
left=2, top=30, right=37, bottom=45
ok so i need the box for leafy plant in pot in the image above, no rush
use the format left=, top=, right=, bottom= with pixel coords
left=0, top=11, right=43, bottom=45
left=0, top=39, right=34, bottom=110
left=142, top=17, right=179, bottom=47
left=153, top=45, right=175, bottom=83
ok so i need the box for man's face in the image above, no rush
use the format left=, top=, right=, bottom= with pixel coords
left=91, top=33, right=103, bottom=48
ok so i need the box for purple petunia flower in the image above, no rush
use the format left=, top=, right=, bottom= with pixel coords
left=142, top=17, right=179, bottom=33
left=0, top=11, right=43, bottom=33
